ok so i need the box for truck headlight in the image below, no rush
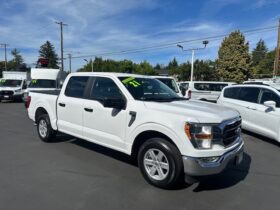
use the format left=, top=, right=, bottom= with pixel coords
left=185, top=123, right=213, bottom=149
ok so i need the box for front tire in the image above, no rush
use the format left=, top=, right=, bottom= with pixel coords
left=138, top=138, right=183, bottom=189
left=37, top=114, right=57, bottom=142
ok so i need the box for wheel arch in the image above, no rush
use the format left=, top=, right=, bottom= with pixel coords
left=131, top=130, right=181, bottom=159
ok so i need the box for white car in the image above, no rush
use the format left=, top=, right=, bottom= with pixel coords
left=217, top=84, right=280, bottom=143
left=179, top=81, right=235, bottom=102
left=27, top=72, right=243, bottom=189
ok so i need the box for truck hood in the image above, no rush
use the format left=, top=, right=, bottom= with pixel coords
left=144, top=99, right=239, bottom=123
left=0, top=87, right=21, bottom=91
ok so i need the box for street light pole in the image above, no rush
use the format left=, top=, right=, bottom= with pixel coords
left=177, top=41, right=209, bottom=82
left=84, top=58, right=93, bottom=72
left=191, top=50, right=194, bottom=82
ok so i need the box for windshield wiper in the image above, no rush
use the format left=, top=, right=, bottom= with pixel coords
left=142, top=97, right=188, bottom=102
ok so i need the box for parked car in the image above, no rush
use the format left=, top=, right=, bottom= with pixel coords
left=27, top=72, right=243, bottom=189
left=23, top=68, right=63, bottom=107
left=217, top=84, right=280, bottom=143
left=151, top=76, right=185, bottom=97
left=0, top=71, right=27, bottom=102
left=179, top=81, right=235, bottom=102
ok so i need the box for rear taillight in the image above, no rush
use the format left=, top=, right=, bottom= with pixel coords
left=26, top=96, right=31, bottom=109
left=188, top=90, right=192, bottom=99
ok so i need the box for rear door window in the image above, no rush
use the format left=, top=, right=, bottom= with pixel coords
left=65, top=76, right=89, bottom=98
left=194, top=83, right=228, bottom=91
left=224, top=87, right=240, bottom=99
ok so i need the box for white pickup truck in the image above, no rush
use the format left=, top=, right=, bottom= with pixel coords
left=27, top=72, right=244, bottom=189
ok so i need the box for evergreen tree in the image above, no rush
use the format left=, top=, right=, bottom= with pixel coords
left=39, top=41, right=59, bottom=68
left=217, top=31, right=252, bottom=83
left=7, top=48, right=27, bottom=71
left=252, top=39, right=268, bottom=66
left=254, top=49, right=276, bottom=77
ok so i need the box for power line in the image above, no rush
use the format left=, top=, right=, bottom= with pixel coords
left=71, top=25, right=278, bottom=59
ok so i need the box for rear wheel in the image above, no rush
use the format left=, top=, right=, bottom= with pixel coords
left=138, top=138, right=183, bottom=189
left=37, top=114, right=57, bottom=142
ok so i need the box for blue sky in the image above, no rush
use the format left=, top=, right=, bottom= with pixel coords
left=0, top=0, right=280, bottom=71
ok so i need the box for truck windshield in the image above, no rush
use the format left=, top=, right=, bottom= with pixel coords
left=119, top=76, right=187, bottom=102
left=0, top=79, right=22, bottom=87
left=156, top=78, right=179, bottom=93
left=28, top=79, right=56, bottom=88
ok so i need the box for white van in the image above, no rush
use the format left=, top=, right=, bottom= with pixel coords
left=23, top=68, right=61, bottom=105
left=0, top=71, right=27, bottom=102
left=179, top=81, right=235, bottom=102
left=152, top=76, right=184, bottom=97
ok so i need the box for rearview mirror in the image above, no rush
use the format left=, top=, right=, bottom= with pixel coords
left=103, top=98, right=126, bottom=110
left=181, top=87, right=186, bottom=96
left=264, top=101, right=276, bottom=110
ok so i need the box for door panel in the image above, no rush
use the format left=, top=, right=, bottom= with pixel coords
left=83, top=77, right=128, bottom=151
left=57, top=76, right=89, bottom=137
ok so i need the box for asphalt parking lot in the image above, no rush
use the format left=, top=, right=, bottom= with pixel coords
left=0, top=102, right=279, bottom=210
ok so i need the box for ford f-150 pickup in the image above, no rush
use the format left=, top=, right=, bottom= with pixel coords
left=27, top=72, right=244, bottom=189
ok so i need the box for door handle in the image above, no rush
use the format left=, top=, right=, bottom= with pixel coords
left=246, top=106, right=256, bottom=110
left=84, top=108, right=93, bottom=112
left=59, top=103, right=66, bottom=107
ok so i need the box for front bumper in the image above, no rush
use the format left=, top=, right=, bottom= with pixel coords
left=0, top=93, right=22, bottom=101
left=182, top=138, right=244, bottom=176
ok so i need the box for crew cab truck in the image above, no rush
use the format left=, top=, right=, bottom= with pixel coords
left=27, top=72, right=244, bottom=189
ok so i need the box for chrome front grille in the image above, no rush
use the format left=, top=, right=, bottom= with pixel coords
left=213, top=117, right=242, bottom=147
left=0, top=91, right=14, bottom=96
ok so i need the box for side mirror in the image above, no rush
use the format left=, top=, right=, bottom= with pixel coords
left=103, top=98, right=126, bottom=110
left=264, top=101, right=276, bottom=110
left=181, top=87, right=186, bottom=96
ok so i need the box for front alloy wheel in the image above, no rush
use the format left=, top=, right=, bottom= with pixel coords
left=144, top=149, right=170, bottom=181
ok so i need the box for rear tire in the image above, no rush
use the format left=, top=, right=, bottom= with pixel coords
left=138, top=138, right=183, bottom=189
left=37, top=114, right=57, bottom=142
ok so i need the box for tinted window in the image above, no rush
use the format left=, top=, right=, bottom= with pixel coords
left=29, top=79, right=56, bottom=88
left=194, top=83, right=228, bottom=91
left=65, top=76, right=89, bottom=98
left=260, top=89, right=280, bottom=108
left=180, top=82, right=189, bottom=90
left=156, top=78, right=179, bottom=93
left=238, top=87, right=260, bottom=103
left=91, top=77, right=123, bottom=101
left=224, top=87, right=240, bottom=99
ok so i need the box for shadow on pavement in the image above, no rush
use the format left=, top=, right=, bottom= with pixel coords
left=192, top=152, right=251, bottom=192
left=70, top=138, right=137, bottom=167
left=242, top=130, right=280, bottom=147
left=52, top=135, right=251, bottom=191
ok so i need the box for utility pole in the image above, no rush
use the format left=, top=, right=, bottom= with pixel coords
left=177, top=41, right=209, bottom=81
left=0, top=43, right=8, bottom=71
left=55, top=21, right=67, bottom=72
left=274, top=18, right=280, bottom=77
left=67, top=53, right=72, bottom=73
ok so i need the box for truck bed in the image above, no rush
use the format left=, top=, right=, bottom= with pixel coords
left=30, top=89, right=61, bottom=95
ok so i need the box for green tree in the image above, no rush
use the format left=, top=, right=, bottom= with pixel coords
left=217, top=31, right=252, bottom=83
left=252, top=39, right=268, bottom=66
left=254, top=49, right=276, bottom=78
left=38, top=41, right=59, bottom=68
left=7, top=48, right=27, bottom=71
left=167, top=57, right=179, bottom=75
